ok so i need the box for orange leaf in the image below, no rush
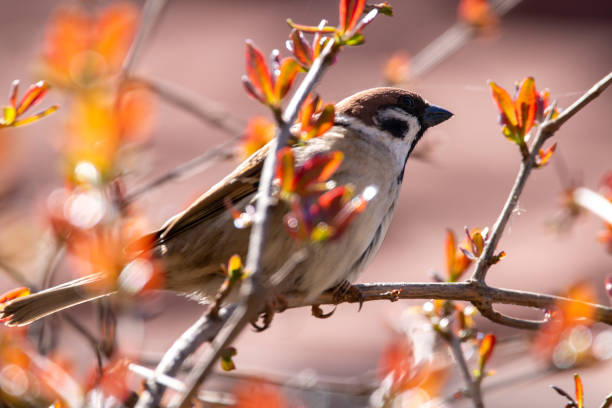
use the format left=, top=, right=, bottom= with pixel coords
left=241, top=116, right=275, bottom=158
left=339, top=0, right=349, bottom=33
left=488, top=81, right=517, bottom=127
left=274, top=58, right=300, bottom=100
left=537, top=142, right=557, bottom=167
left=312, top=104, right=335, bottom=138
left=0, top=287, right=30, bottom=304
left=288, top=29, right=312, bottom=68
left=444, top=229, right=456, bottom=280
left=574, top=374, right=583, bottom=408
left=294, top=151, right=343, bottom=195
left=276, top=147, right=295, bottom=197
left=478, top=333, right=496, bottom=370
left=515, top=77, right=537, bottom=134
left=346, top=0, right=367, bottom=33
left=245, top=40, right=275, bottom=105
left=235, top=381, right=287, bottom=408
left=298, top=94, right=320, bottom=129
left=17, top=80, right=50, bottom=115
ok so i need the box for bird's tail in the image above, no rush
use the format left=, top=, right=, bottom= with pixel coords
left=0, top=274, right=115, bottom=327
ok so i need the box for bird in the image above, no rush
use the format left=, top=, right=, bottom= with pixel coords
left=0, top=87, right=452, bottom=327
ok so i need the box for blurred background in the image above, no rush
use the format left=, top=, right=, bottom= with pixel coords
left=0, top=0, right=611, bottom=406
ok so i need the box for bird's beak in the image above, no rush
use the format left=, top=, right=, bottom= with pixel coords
left=423, top=104, right=453, bottom=128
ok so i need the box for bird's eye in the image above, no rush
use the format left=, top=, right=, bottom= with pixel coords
left=380, top=118, right=408, bottom=139
left=399, top=95, right=415, bottom=109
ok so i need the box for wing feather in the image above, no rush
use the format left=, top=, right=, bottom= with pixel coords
left=156, top=143, right=271, bottom=244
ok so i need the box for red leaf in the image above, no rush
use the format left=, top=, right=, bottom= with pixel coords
left=346, top=0, right=367, bottom=33
left=288, top=29, right=312, bottom=68
left=17, top=80, right=50, bottom=115
left=313, top=104, right=335, bottom=137
left=488, top=81, right=517, bottom=127
left=339, top=0, right=349, bottom=33
left=294, top=151, right=343, bottom=195
left=245, top=40, right=275, bottom=105
left=478, top=334, right=496, bottom=371
left=537, top=142, right=557, bottom=167
left=515, top=77, right=537, bottom=134
left=298, top=93, right=320, bottom=129
left=274, top=57, right=300, bottom=100
left=331, top=194, right=367, bottom=238
left=574, top=374, right=583, bottom=408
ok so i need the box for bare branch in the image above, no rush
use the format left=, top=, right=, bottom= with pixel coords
left=445, top=332, right=484, bottom=408
left=124, top=136, right=237, bottom=202
left=471, top=71, right=612, bottom=283
left=129, top=76, right=246, bottom=136
left=167, top=40, right=338, bottom=408
left=120, top=0, right=168, bottom=79
left=410, top=0, right=524, bottom=78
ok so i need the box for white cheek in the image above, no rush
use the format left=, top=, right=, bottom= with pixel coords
left=375, top=108, right=421, bottom=164
left=334, top=113, right=421, bottom=168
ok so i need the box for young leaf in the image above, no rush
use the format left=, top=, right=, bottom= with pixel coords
left=515, top=76, right=537, bottom=134
left=345, top=0, right=367, bottom=34
left=478, top=333, right=496, bottom=374
left=312, top=104, right=335, bottom=137
left=276, top=147, right=295, bottom=197
left=288, top=29, right=313, bottom=68
left=17, top=80, right=50, bottom=115
left=294, top=151, right=344, bottom=194
left=445, top=229, right=456, bottom=280
left=537, top=142, right=557, bottom=167
left=245, top=40, right=275, bottom=106
left=274, top=58, right=300, bottom=100
left=488, top=81, right=518, bottom=127
left=574, top=374, right=583, bottom=408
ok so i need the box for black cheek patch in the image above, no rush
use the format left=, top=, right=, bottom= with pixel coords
left=380, top=118, right=408, bottom=139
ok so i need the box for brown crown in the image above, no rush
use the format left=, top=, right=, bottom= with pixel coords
left=334, top=87, right=428, bottom=127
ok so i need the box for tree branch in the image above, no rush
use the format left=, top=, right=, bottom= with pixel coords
left=445, top=332, right=484, bottom=408
left=164, top=39, right=338, bottom=408
left=471, top=71, right=612, bottom=283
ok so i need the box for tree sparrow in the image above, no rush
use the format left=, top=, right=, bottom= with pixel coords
left=1, top=87, right=452, bottom=326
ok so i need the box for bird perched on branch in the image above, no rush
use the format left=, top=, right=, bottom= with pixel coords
left=1, top=87, right=452, bottom=326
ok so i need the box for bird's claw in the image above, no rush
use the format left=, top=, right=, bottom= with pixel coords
left=311, top=304, right=336, bottom=319
left=332, top=280, right=365, bottom=311
left=250, top=293, right=287, bottom=332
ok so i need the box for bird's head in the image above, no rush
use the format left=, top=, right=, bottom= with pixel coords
left=334, top=87, right=452, bottom=164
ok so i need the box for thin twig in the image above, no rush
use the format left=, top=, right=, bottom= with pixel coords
left=471, top=71, right=612, bottom=283
left=168, top=40, right=337, bottom=408
left=120, top=0, right=168, bottom=79
left=129, top=76, right=246, bottom=136
left=125, top=137, right=237, bottom=202
left=444, top=332, right=483, bottom=408
left=129, top=363, right=236, bottom=405
left=135, top=304, right=238, bottom=407
left=410, top=0, right=524, bottom=78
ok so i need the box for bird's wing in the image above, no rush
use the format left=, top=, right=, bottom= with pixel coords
left=154, top=143, right=271, bottom=245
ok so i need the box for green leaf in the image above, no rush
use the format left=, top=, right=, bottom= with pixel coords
left=345, top=32, right=364, bottom=46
